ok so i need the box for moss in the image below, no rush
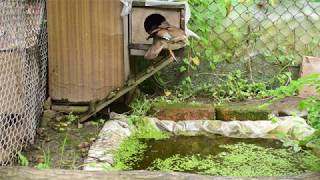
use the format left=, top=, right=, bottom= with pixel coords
left=216, top=103, right=271, bottom=120
left=153, top=102, right=216, bottom=121
left=153, top=102, right=213, bottom=109
left=149, top=143, right=310, bottom=177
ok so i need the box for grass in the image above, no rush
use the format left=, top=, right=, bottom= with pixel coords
left=59, top=134, right=68, bottom=167
left=17, top=152, right=29, bottom=166
left=35, top=149, right=51, bottom=169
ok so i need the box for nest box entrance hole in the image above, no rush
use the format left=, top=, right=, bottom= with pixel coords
left=144, top=14, right=166, bottom=34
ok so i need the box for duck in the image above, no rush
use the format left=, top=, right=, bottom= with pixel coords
left=144, top=21, right=187, bottom=61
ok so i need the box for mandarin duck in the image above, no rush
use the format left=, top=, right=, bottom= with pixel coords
left=144, top=21, right=187, bottom=61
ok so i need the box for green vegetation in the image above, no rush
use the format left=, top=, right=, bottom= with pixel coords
left=65, top=112, right=79, bottom=124
left=188, top=0, right=243, bottom=70
left=129, top=97, right=153, bottom=116
left=113, top=117, right=169, bottom=170
left=35, top=150, right=51, bottom=169
left=149, top=143, right=310, bottom=177
left=113, top=100, right=169, bottom=170
left=59, top=134, right=68, bottom=166
left=113, top=134, right=147, bottom=170
left=303, top=152, right=320, bottom=171
left=113, top=73, right=320, bottom=174
left=194, top=70, right=267, bottom=101
left=128, top=116, right=169, bottom=140
left=159, top=0, right=319, bottom=103
left=17, top=152, right=29, bottom=166
left=154, top=70, right=269, bottom=103
left=264, top=74, right=320, bottom=129
left=263, top=74, right=320, bottom=170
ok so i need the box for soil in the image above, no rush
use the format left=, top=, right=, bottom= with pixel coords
left=22, top=117, right=105, bottom=169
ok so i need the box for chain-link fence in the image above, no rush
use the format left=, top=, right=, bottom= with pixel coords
left=153, top=0, right=320, bottom=89
left=211, top=0, right=319, bottom=60
left=0, top=0, right=47, bottom=165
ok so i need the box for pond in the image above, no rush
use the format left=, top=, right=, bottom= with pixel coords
left=130, top=135, right=310, bottom=177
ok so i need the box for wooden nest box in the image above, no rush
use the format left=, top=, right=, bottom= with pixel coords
left=128, top=1, right=186, bottom=56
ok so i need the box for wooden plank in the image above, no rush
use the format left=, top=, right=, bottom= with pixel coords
left=130, top=49, right=148, bottom=56
left=51, top=105, right=89, bottom=113
left=132, top=0, right=185, bottom=9
left=80, top=57, right=174, bottom=122
left=130, top=7, right=181, bottom=44
left=129, top=44, right=151, bottom=50
left=0, top=167, right=319, bottom=180
left=47, top=0, right=124, bottom=103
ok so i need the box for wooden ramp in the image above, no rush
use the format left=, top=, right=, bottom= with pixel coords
left=79, top=57, right=173, bottom=122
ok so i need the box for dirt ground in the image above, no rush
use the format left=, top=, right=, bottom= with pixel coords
left=22, top=114, right=106, bottom=169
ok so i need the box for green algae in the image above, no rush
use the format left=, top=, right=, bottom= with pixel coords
left=148, top=142, right=309, bottom=177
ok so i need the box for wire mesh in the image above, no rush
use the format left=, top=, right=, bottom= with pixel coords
left=0, top=0, right=47, bottom=165
left=153, top=0, right=320, bottom=89
left=191, top=0, right=320, bottom=65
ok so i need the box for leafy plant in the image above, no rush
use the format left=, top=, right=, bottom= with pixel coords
left=35, top=150, right=51, bottom=169
left=129, top=97, right=152, bottom=116
left=264, top=46, right=296, bottom=66
left=263, top=74, right=320, bottom=165
left=263, top=74, right=320, bottom=128
left=65, top=112, right=79, bottom=123
left=188, top=0, right=242, bottom=70
left=299, top=98, right=320, bottom=129
left=17, top=152, right=29, bottom=166
left=174, top=70, right=267, bottom=102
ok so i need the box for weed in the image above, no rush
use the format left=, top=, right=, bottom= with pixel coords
left=174, top=70, right=267, bottom=102
left=129, top=97, right=152, bottom=116
left=263, top=74, right=320, bottom=169
left=35, top=150, right=51, bottom=169
left=65, top=112, right=79, bottom=124
left=263, top=74, right=320, bottom=128
left=128, top=116, right=169, bottom=140
left=17, top=152, right=29, bottom=166
left=59, top=134, right=68, bottom=167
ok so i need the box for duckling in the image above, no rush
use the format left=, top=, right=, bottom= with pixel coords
left=144, top=21, right=187, bottom=61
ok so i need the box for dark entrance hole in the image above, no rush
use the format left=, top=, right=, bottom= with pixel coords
left=144, top=14, right=166, bottom=34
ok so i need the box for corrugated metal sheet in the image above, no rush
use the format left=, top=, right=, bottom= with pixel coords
left=48, top=0, right=124, bottom=103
